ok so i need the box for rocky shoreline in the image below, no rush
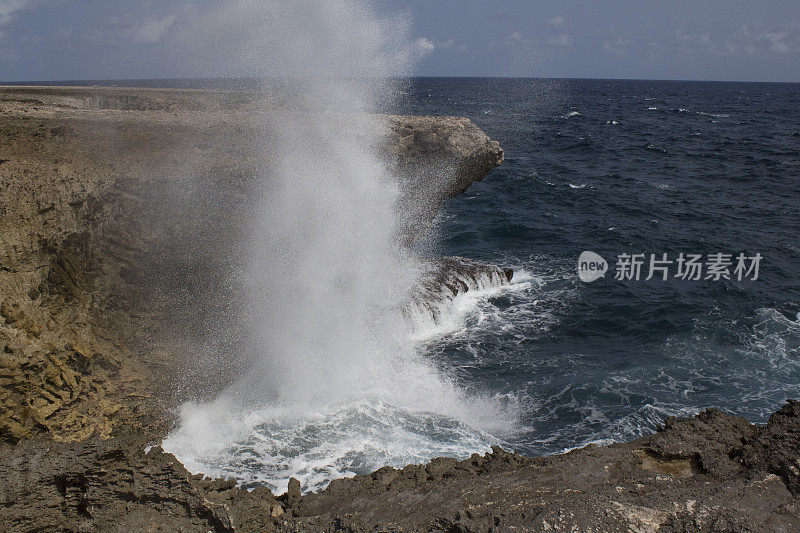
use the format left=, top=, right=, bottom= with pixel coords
left=1, top=402, right=798, bottom=531
left=0, top=87, right=798, bottom=532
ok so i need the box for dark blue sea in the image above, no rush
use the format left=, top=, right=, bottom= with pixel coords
left=395, top=78, right=800, bottom=454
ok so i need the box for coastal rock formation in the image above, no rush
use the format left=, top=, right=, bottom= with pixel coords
left=384, top=115, right=504, bottom=241
left=2, top=87, right=797, bottom=532
left=0, top=402, right=797, bottom=532
left=405, top=256, right=514, bottom=326
left=0, top=86, right=504, bottom=444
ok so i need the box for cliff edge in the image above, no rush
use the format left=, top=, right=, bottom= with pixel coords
left=0, top=86, right=503, bottom=444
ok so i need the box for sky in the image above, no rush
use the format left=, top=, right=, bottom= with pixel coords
left=0, top=0, right=798, bottom=82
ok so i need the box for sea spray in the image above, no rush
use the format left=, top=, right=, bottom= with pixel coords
left=162, top=0, right=514, bottom=492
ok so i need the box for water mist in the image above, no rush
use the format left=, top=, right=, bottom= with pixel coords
left=162, top=0, right=513, bottom=492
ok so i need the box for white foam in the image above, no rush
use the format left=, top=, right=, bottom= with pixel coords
left=165, top=399, right=506, bottom=493
left=405, top=269, right=536, bottom=343
left=748, top=308, right=800, bottom=371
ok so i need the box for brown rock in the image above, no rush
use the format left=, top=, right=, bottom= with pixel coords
left=742, top=399, right=800, bottom=495
left=287, top=477, right=301, bottom=502
left=0, top=300, right=22, bottom=324
left=0, top=86, right=505, bottom=445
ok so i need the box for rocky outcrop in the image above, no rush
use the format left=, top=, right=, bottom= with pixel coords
left=742, top=399, right=800, bottom=495
left=0, top=86, right=504, bottom=444
left=0, top=402, right=797, bottom=532
left=384, top=115, right=504, bottom=241
left=405, top=256, right=514, bottom=326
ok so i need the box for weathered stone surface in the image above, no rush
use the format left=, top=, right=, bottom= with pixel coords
left=642, top=407, right=755, bottom=479
left=384, top=115, right=504, bottom=241
left=405, top=256, right=514, bottom=326
left=0, top=87, right=505, bottom=444
left=0, top=405, right=798, bottom=532
left=742, top=399, right=800, bottom=495
left=0, top=437, right=283, bottom=532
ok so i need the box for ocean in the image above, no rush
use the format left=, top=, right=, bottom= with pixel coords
left=395, top=77, right=800, bottom=455
left=26, top=77, right=799, bottom=491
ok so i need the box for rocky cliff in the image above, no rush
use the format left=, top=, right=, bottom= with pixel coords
left=0, top=86, right=504, bottom=444
left=1, top=87, right=797, bottom=533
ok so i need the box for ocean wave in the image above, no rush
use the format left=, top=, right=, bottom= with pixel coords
left=165, top=399, right=502, bottom=493
left=163, top=258, right=528, bottom=493
left=697, top=111, right=730, bottom=118
left=643, top=143, right=669, bottom=154
left=405, top=263, right=534, bottom=343
left=666, top=107, right=730, bottom=118
left=403, top=257, right=515, bottom=341
left=748, top=307, right=800, bottom=372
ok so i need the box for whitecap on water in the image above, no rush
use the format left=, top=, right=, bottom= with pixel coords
left=406, top=269, right=541, bottom=343
left=165, top=399, right=505, bottom=493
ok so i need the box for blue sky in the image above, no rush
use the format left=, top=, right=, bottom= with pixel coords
left=1, top=1, right=798, bottom=82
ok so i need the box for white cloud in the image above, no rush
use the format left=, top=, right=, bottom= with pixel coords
left=602, top=37, right=633, bottom=57
left=546, top=16, right=564, bottom=28
left=763, top=31, right=789, bottom=53
left=547, top=33, right=573, bottom=47
left=0, top=0, right=34, bottom=27
left=676, top=28, right=711, bottom=46
left=506, top=31, right=528, bottom=44
left=130, top=15, right=175, bottom=44
left=736, top=23, right=798, bottom=55
left=416, top=37, right=435, bottom=53
left=439, top=38, right=454, bottom=49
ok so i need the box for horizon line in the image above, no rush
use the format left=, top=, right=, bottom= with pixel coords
left=1, top=75, right=798, bottom=85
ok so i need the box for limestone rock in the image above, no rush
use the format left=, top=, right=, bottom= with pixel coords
left=0, top=86, right=506, bottom=443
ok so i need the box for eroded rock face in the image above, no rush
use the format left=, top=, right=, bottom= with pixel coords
left=405, top=256, right=513, bottom=327
left=0, top=403, right=798, bottom=532
left=742, top=399, right=800, bottom=495
left=642, top=407, right=756, bottom=479
left=0, top=87, right=504, bottom=444
left=0, top=437, right=278, bottom=532
left=384, top=115, right=504, bottom=242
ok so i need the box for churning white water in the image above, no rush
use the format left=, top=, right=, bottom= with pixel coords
left=161, top=0, right=514, bottom=493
